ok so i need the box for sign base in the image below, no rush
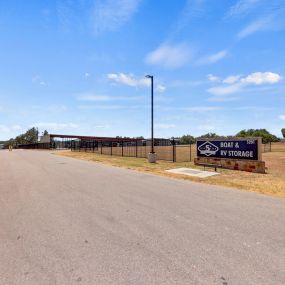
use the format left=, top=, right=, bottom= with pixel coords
left=194, top=157, right=266, bottom=174
left=148, top=152, right=157, bottom=163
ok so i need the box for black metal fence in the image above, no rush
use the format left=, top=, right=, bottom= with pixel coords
left=262, top=142, right=285, bottom=153
left=17, top=143, right=51, bottom=149
left=16, top=140, right=285, bottom=163
left=71, top=139, right=194, bottom=162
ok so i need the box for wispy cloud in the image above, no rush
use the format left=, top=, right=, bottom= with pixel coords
left=92, top=0, right=141, bottom=34
left=107, top=73, right=167, bottom=92
left=208, top=84, right=242, bottom=96
left=32, top=75, right=47, bottom=86
left=56, top=0, right=141, bottom=34
left=196, top=50, right=228, bottom=65
left=235, top=106, right=273, bottom=111
left=207, top=71, right=282, bottom=95
left=223, top=75, right=241, bottom=84
left=241, top=72, right=282, bottom=85
left=279, top=115, right=285, bottom=121
left=174, top=0, right=206, bottom=32
left=145, top=43, right=193, bottom=69
left=107, top=73, right=149, bottom=87
left=227, top=0, right=261, bottom=18
left=207, top=74, right=221, bottom=83
left=237, top=17, right=271, bottom=39
left=155, top=84, right=166, bottom=93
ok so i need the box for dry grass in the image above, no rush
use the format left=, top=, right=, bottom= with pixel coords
left=57, top=151, right=285, bottom=198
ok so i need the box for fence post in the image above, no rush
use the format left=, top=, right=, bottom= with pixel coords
left=122, top=142, right=124, bottom=157
left=270, top=141, right=272, bottom=152
left=136, top=141, right=138, bottom=157
left=101, top=142, right=103, bottom=154
left=111, top=143, right=113, bottom=156
left=190, top=144, right=192, bottom=162
left=172, top=140, right=175, bottom=162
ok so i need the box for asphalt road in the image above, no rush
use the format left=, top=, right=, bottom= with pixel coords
left=0, top=150, right=284, bottom=285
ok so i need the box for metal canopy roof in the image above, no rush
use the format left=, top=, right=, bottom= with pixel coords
left=49, top=134, right=139, bottom=142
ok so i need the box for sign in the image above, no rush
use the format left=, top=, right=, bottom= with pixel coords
left=197, top=139, right=259, bottom=160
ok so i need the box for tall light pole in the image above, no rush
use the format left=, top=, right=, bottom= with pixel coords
left=145, top=75, right=156, bottom=163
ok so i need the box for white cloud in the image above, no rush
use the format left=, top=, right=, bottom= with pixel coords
left=279, top=115, right=285, bottom=121
left=241, top=72, right=282, bottom=85
left=207, top=71, right=282, bottom=95
left=85, top=72, right=90, bottom=77
left=227, top=0, right=261, bottom=18
left=208, top=84, right=242, bottom=95
left=92, top=0, right=141, bottom=34
left=32, top=75, right=47, bottom=86
left=197, top=50, right=228, bottom=65
left=145, top=43, right=193, bottom=69
left=174, top=0, right=206, bottom=32
left=223, top=75, right=241, bottom=84
left=107, top=73, right=150, bottom=87
left=237, top=17, right=271, bottom=39
left=155, top=84, right=166, bottom=93
left=207, top=74, right=221, bottom=82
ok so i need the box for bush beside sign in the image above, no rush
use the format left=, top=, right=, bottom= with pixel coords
left=197, top=139, right=260, bottom=161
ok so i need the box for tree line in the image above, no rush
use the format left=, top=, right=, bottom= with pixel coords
left=175, top=129, right=283, bottom=144
left=3, top=128, right=48, bottom=148
left=1, top=128, right=284, bottom=148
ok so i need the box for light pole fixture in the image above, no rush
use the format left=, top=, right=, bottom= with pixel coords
left=145, top=74, right=156, bottom=163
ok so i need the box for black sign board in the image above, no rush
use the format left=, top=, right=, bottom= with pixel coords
left=197, top=139, right=259, bottom=160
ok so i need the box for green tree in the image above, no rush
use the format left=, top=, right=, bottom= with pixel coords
left=7, top=127, right=39, bottom=146
left=236, top=129, right=279, bottom=144
left=179, top=134, right=196, bottom=144
left=197, top=133, right=221, bottom=139
left=281, top=128, right=285, bottom=138
left=4, top=138, right=15, bottom=148
left=43, top=130, right=49, bottom=136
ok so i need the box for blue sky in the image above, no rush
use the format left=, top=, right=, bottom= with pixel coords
left=0, top=0, right=285, bottom=140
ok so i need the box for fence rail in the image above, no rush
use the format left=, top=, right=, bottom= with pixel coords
left=71, top=140, right=195, bottom=162
left=16, top=141, right=285, bottom=162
